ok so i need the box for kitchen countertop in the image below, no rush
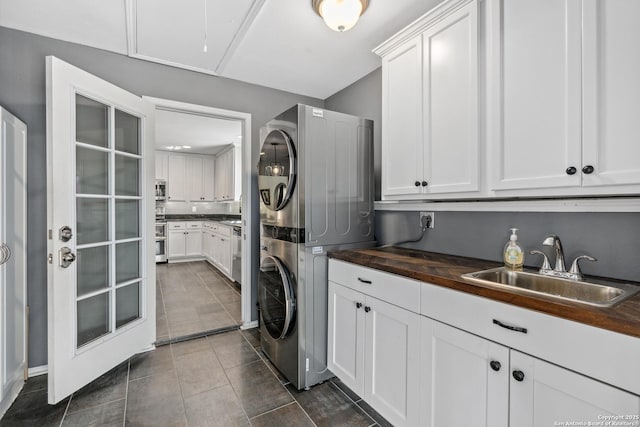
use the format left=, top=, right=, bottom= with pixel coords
left=164, top=214, right=241, bottom=221
left=328, top=246, right=640, bottom=339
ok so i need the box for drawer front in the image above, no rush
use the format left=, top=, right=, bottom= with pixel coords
left=215, top=224, right=232, bottom=237
left=168, top=222, right=186, bottom=230
left=329, top=260, right=420, bottom=313
left=186, top=221, right=202, bottom=229
left=420, top=282, right=640, bottom=395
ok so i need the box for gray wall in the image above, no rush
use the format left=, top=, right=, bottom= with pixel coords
left=0, top=26, right=323, bottom=367
left=325, top=65, right=640, bottom=282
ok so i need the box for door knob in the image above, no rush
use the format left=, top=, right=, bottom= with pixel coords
left=59, top=247, right=76, bottom=268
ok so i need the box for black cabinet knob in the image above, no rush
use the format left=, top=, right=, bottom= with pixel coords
left=414, top=181, right=421, bottom=187
left=356, top=302, right=362, bottom=309
left=566, top=166, right=577, bottom=175
left=364, top=306, right=371, bottom=313
left=490, top=361, right=501, bottom=372
left=512, top=370, right=525, bottom=382
left=421, top=181, right=428, bottom=187
left=582, top=165, right=594, bottom=174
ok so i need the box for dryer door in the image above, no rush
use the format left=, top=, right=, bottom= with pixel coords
left=257, top=130, right=296, bottom=211
left=258, top=255, right=296, bottom=340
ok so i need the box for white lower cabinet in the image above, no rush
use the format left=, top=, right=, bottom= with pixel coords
left=202, top=222, right=232, bottom=278
left=167, top=221, right=202, bottom=260
left=328, top=260, right=640, bottom=427
left=328, top=280, right=420, bottom=427
left=184, top=230, right=202, bottom=257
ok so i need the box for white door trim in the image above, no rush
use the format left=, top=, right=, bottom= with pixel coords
left=142, top=97, right=254, bottom=328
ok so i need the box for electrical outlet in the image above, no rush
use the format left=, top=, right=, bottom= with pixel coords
left=191, top=206, right=197, bottom=213
left=419, top=212, right=435, bottom=229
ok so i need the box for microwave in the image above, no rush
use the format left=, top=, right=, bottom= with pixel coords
left=155, top=180, right=166, bottom=201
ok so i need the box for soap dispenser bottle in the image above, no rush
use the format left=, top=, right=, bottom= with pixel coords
left=504, top=228, right=524, bottom=270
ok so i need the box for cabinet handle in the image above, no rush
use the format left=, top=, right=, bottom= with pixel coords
left=421, top=181, right=428, bottom=187
left=512, top=370, right=525, bottom=382
left=492, top=319, right=527, bottom=334
left=566, top=166, right=577, bottom=175
left=414, top=181, right=421, bottom=187
left=357, top=277, right=372, bottom=284
left=489, top=360, right=501, bottom=372
left=364, top=306, right=371, bottom=313
left=356, top=302, right=362, bottom=309
left=582, top=165, right=594, bottom=174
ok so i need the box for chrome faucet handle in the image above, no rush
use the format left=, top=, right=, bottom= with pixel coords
left=530, top=250, right=552, bottom=272
left=568, top=255, right=597, bottom=281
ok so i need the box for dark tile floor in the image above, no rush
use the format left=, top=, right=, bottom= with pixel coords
left=1, top=329, right=391, bottom=426
left=156, top=261, right=242, bottom=342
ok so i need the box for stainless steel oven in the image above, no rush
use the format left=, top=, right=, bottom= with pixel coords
left=155, top=222, right=167, bottom=263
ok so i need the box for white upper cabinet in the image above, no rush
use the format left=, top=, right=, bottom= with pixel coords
left=188, top=156, right=204, bottom=202
left=202, top=157, right=215, bottom=201
left=488, top=0, right=640, bottom=196
left=214, top=145, right=241, bottom=201
left=167, top=154, right=187, bottom=201
left=487, top=0, right=582, bottom=192
left=376, top=0, right=480, bottom=200
left=155, top=150, right=168, bottom=181
left=581, top=0, right=640, bottom=188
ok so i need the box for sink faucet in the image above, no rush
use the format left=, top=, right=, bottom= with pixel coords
left=542, top=235, right=566, bottom=272
left=530, top=235, right=597, bottom=281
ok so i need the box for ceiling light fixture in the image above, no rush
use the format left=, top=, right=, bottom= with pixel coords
left=312, top=0, right=369, bottom=32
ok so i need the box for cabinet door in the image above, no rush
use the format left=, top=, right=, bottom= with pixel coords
left=381, top=36, right=424, bottom=198
left=423, top=0, right=479, bottom=194
left=184, top=230, right=202, bottom=257
left=327, top=282, right=365, bottom=396
left=167, top=230, right=186, bottom=258
left=221, top=236, right=232, bottom=274
left=202, top=157, right=215, bottom=201
left=364, top=296, right=420, bottom=427
left=167, top=155, right=187, bottom=201
left=488, top=0, right=582, bottom=191
left=214, top=154, right=224, bottom=201
left=188, top=157, right=204, bottom=202
left=420, top=317, right=509, bottom=427
left=155, top=151, right=168, bottom=181
left=582, top=0, right=640, bottom=188
left=510, top=350, right=640, bottom=427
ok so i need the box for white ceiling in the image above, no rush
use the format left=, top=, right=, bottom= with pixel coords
left=0, top=0, right=443, bottom=99
left=155, top=109, right=242, bottom=156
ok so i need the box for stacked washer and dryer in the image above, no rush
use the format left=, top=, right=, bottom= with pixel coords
left=257, top=104, right=375, bottom=390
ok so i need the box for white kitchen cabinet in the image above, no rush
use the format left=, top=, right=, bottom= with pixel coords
left=187, top=156, right=215, bottom=202
left=581, top=0, right=640, bottom=189
left=510, top=350, right=639, bottom=427
left=167, top=230, right=186, bottom=259
left=167, top=155, right=187, bottom=201
left=488, top=0, right=640, bottom=195
left=203, top=229, right=214, bottom=261
left=420, top=317, right=509, bottom=427
left=184, top=230, right=202, bottom=257
left=167, top=221, right=203, bottom=260
left=421, top=317, right=639, bottom=427
left=376, top=0, right=480, bottom=199
left=214, top=145, right=240, bottom=201
left=203, top=222, right=232, bottom=277
left=155, top=150, right=168, bottom=181
left=328, top=265, right=420, bottom=427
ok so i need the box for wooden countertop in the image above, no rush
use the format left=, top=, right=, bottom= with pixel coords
left=328, top=247, right=640, bottom=339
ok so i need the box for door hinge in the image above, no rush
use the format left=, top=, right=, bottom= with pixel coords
left=48, top=229, right=52, bottom=240
left=48, top=253, right=53, bottom=264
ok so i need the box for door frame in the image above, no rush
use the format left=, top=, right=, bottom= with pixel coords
left=143, top=97, right=256, bottom=328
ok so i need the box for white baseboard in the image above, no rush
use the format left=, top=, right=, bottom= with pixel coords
left=241, top=321, right=258, bottom=330
left=27, top=365, right=48, bottom=377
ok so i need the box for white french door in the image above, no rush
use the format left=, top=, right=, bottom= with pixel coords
left=46, top=56, right=155, bottom=404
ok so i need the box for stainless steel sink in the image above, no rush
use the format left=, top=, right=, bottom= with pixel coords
left=461, top=267, right=640, bottom=307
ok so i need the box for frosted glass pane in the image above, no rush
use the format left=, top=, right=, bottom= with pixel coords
left=77, top=246, right=110, bottom=297
left=77, top=292, right=110, bottom=347
left=115, top=155, right=140, bottom=196
left=77, top=198, right=109, bottom=244
left=116, top=282, right=140, bottom=329
left=115, top=109, right=140, bottom=155
left=77, top=146, right=109, bottom=195
left=76, top=94, right=108, bottom=148
left=116, top=241, right=139, bottom=284
left=115, top=200, right=139, bottom=240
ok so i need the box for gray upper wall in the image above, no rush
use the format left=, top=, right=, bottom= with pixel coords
left=0, top=26, right=323, bottom=367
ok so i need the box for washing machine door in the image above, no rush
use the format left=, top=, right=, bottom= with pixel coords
left=259, top=255, right=296, bottom=340
left=257, top=129, right=296, bottom=211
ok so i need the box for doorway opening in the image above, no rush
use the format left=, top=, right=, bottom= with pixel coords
left=144, top=97, right=254, bottom=344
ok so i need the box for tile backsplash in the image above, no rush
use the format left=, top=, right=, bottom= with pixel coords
left=163, top=201, right=241, bottom=215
